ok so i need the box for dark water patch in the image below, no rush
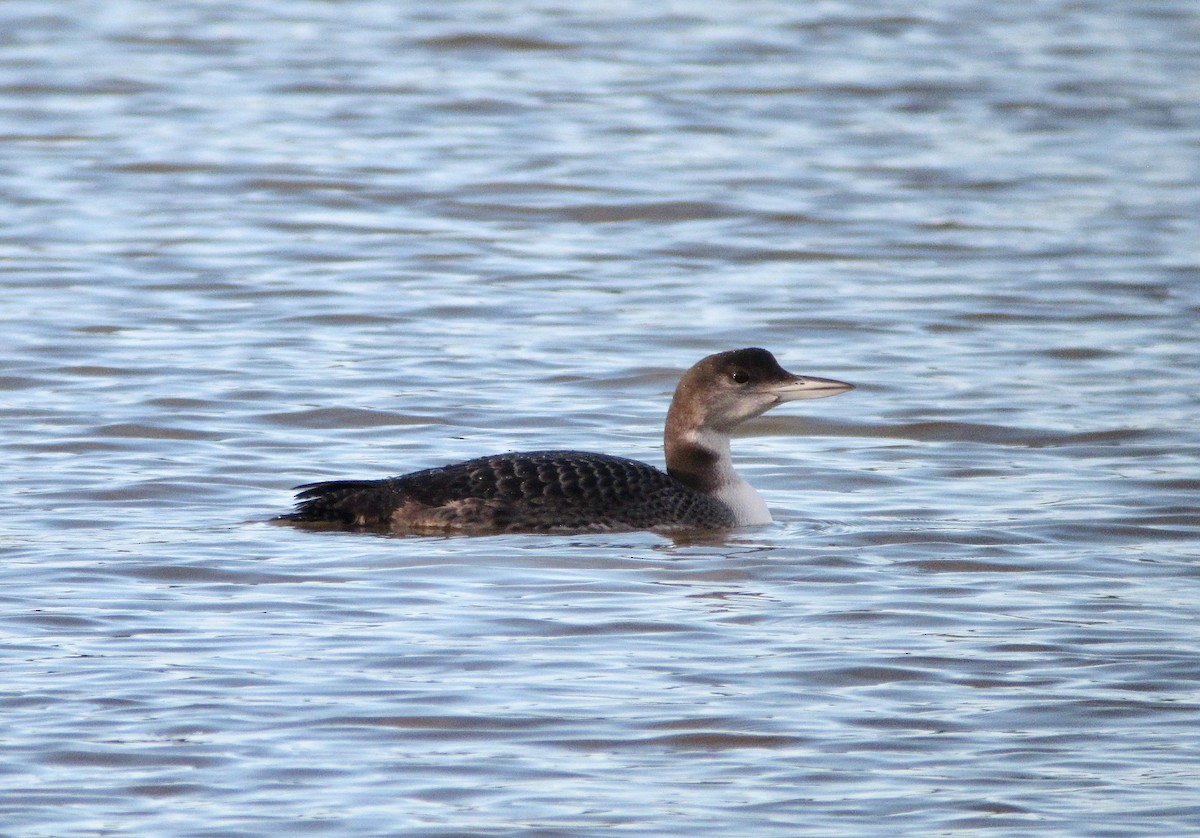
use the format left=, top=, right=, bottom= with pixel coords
left=802, top=665, right=935, bottom=687
left=1031, top=521, right=1200, bottom=544
left=91, top=423, right=224, bottom=441
left=122, top=563, right=346, bottom=585
left=22, top=612, right=107, bottom=630
left=849, top=715, right=968, bottom=733
left=124, top=783, right=210, bottom=798
left=259, top=407, right=444, bottom=429
left=986, top=643, right=1069, bottom=654
left=435, top=198, right=736, bottom=224
left=243, top=177, right=370, bottom=194
left=417, top=33, right=574, bottom=51
left=822, top=609, right=962, bottom=628
left=469, top=180, right=611, bottom=197
left=561, top=201, right=735, bottom=223
left=275, top=313, right=403, bottom=327
left=0, top=132, right=94, bottom=145
left=956, top=309, right=1163, bottom=325
left=318, top=714, right=551, bottom=732
left=656, top=243, right=862, bottom=263
left=59, top=365, right=157, bottom=378
left=1041, top=346, right=1119, bottom=361
left=144, top=396, right=222, bottom=409
left=0, top=80, right=160, bottom=96
left=841, top=529, right=1038, bottom=548
left=40, top=748, right=226, bottom=770
left=55, top=480, right=228, bottom=503
left=18, top=438, right=138, bottom=454
left=433, top=97, right=529, bottom=115
left=555, top=732, right=805, bottom=752
left=775, top=417, right=1160, bottom=449
left=492, top=617, right=696, bottom=637
left=110, top=32, right=248, bottom=52
left=0, top=375, right=53, bottom=389
left=113, top=161, right=229, bottom=175
left=902, top=558, right=1037, bottom=573
left=1142, top=477, right=1200, bottom=492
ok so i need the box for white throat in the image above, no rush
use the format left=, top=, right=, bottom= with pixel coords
left=683, top=429, right=772, bottom=526
left=714, top=476, right=771, bottom=525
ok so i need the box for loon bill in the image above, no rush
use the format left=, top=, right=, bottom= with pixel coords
left=276, top=348, right=852, bottom=535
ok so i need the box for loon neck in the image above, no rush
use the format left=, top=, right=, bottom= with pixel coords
left=665, top=427, right=771, bottom=526
left=665, top=428, right=732, bottom=493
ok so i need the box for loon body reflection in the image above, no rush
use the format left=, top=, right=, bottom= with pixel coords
left=276, top=348, right=852, bottom=534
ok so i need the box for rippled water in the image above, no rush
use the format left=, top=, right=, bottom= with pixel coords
left=3, top=1, right=1199, bottom=834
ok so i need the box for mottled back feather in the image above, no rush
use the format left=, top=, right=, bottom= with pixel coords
left=279, top=450, right=736, bottom=533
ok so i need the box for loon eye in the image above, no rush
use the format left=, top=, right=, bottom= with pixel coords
left=732, top=370, right=750, bottom=384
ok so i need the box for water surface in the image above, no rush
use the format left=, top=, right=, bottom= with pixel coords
left=2, top=1, right=1199, bottom=835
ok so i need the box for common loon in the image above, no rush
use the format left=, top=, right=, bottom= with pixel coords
left=276, top=348, right=852, bottom=534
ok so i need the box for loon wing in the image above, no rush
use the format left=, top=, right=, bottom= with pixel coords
left=278, top=450, right=733, bottom=532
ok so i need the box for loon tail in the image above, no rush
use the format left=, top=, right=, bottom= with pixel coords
left=275, top=479, right=397, bottom=527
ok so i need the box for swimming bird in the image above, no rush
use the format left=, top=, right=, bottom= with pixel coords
left=276, top=348, right=852, bottom=534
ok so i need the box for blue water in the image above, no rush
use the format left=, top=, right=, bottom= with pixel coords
left=2, top=1, right=1199, bottom=835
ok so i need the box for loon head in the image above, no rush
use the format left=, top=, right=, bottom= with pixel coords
left=669, top=347, right=853, bottom=436
left=663, top=348, right=853, bottom=521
